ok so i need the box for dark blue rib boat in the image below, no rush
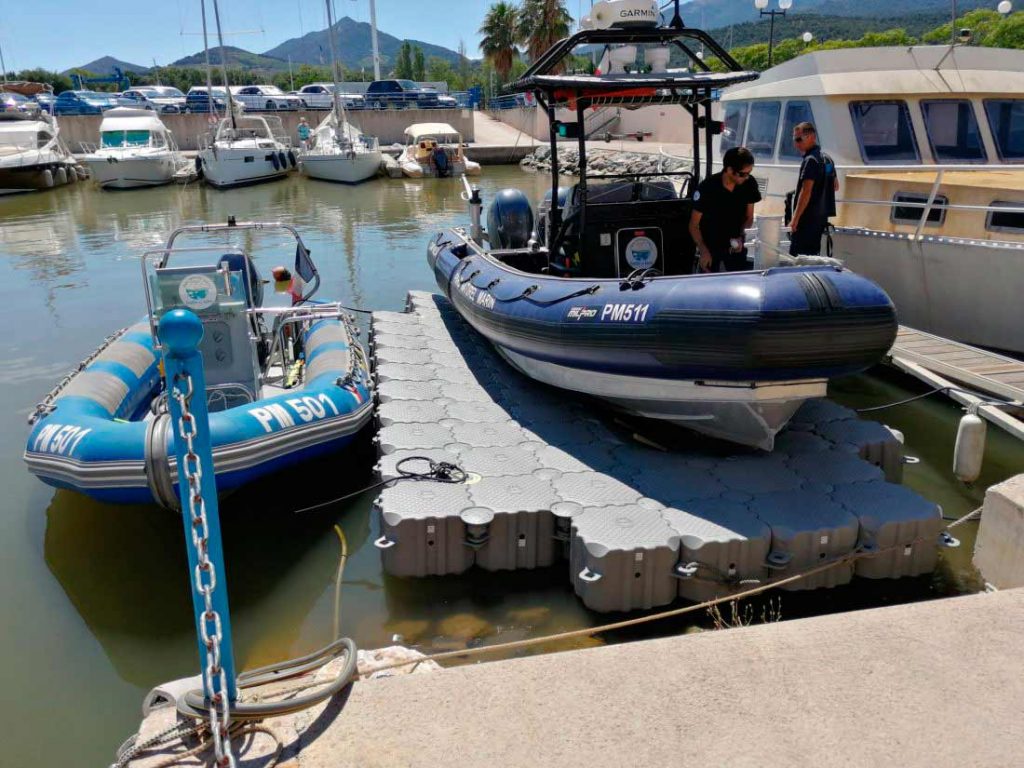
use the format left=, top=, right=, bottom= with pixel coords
left=428, top=10, right=897, bottom=449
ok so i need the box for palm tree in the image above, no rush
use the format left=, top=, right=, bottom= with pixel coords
left=517, top=0, right=573, bottom=65
left=479, top=2, right=520, bottom=81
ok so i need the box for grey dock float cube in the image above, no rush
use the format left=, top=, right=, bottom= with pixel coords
left=571, top=504, right=681, bottom=612
left=832, top=482, right=943, bottom=579
left=815, top=419, right=905, bottom=483
left=374, top=482, right=475, bottom=577
left=663, top=499, right=772, bottom=603
left=748, top=490, right=860, bottom=590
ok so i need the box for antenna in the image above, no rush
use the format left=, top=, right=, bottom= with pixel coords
left=670, top=0, right=684, bottom=29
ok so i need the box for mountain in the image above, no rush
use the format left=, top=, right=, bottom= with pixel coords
left=64, top=56, right=149, bottom=76
left=708, top=11, right=956, bottom=49
left=169, top=45, right=290, bottom=73
left=263, top=16, right=465, bottom=70
left=678, top=0, right=993, bottom=29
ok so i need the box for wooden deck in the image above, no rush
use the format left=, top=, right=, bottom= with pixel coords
left=889, top=326, right=1024, bottom=439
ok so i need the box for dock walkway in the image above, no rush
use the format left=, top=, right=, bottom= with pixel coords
left=889, top=326, right=1024, bottom=439
left=369, top=292, right=945, bottom=613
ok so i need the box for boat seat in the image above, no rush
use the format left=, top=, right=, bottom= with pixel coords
left=560, top=181, right=695, bottom=278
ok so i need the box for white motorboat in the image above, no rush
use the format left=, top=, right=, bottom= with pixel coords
left=193, top=0, right=293, bottom=189
left=397, top=123, right=481, bottom=178
left=0, top=112, right=80, bottom=195
left=197, top=114, right=295, bottom=188
left=80, top=108, right=186, bottom=189
left=298, top=0, right=381, bottom=184
left=718, top=46, right=1024, bottom=354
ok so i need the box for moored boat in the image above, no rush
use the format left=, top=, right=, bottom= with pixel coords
left=397, top=123, right=481, bottom=178
left=0, top=112, right=80, bottom=194
left=24, top=221, right=372, bottom=507
left=80, top=107, right=186, bottom=189
left=427, top=4, right=898, bottom=450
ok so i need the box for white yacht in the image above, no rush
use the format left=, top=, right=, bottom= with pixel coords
left=197, top=113, right=295, bottom=188
left=0, top=112, right=79, bottom=195
left=718, top=46, right=1024, bottom=354
left=299, top=0, right=382, bottom=184
left=80, top=108, right=186, bottom=189
left=397, top=123, right=481, bottom=178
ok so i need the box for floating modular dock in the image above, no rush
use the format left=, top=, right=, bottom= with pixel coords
left=370, top=292, right=946, bottom=612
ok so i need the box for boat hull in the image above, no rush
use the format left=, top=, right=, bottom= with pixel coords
left=0, top=161, right=77, bottom=195
left=428, top=228, right=897, bottom=449
left=301, top=149, right=382, bottom=184
left=198, top=145, right=292, bottom=189
left=24, top=317, right=373, bottom=506
left=83, top=155, right=178, bottom=189
left=832, top=227, right=1024, bottom=355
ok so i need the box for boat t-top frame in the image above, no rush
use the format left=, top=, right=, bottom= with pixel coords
left=502, top=21, right=758, bottom=255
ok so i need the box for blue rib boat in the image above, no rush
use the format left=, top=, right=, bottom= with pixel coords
left=428, top=12, right=897, bottom=450
left=24, top=222, right=372, bottom=507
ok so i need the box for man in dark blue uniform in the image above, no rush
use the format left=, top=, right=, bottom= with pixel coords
left=688, top=146, right=761, bottom=272
left=789, top=122, right=838, bottom=256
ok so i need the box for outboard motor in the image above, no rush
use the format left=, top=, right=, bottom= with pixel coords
left=536, top=186, right=572, bottom=244
left=433, top=146, right=451, bottom=177
left=487, top=189, right=534, bottom=249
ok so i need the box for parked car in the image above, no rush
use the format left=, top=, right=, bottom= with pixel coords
left=230, top=85, right=302, bottom=111
left=185, top=86, right=229, bottom=113
left=364, top=79, right=441, bottom=109
left=295, top=83, right=365, bottom=110
left=33, top=92, right=57, bottom=114
left=0, top=90, right=41, bottom=116
left=53, top=90, right=119, bottom=115
left=117, top=87, right=185, bottom=113
left=424, top=87, right=457, bottom=108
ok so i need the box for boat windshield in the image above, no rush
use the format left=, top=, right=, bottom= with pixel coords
left=0, top=123, right=44, bottom=150
left=101, top=130, right=152, bottom=147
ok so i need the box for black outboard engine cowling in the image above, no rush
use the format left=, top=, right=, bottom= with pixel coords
left=487, top=189, right=535, bottom=249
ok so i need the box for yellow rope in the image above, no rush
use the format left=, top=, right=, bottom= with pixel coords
left=333, top=525, right=348, bottom=641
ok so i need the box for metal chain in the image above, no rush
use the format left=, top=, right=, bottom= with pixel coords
left=171, top=371, right=236, bottom=768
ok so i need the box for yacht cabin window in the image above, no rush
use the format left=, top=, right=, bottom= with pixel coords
left=746, top=101, right=781, bottom=160
left=778, top=100, right=815, bottom=160
left=849, top=101, right=920, bottom=164
left=101, top=130, right=153, bottom=148
left=986, top=202, right=1024, bottom=233
left=721, top=101, right=749, bottom=152
left=891, top=192, right=947, bottom=226
left=984, top=99, right=1024, bottom=162
left=920, top=100, right=987, bottom=162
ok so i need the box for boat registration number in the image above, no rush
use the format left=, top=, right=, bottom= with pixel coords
left=565, top=303, right=651, bottom=323
left=31, top=423, right=92, bottom=457
left=248, top=394, right=341, bottom=434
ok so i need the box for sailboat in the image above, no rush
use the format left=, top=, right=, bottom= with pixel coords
left=299, top=0, right=382, bottom=184
left=195, top=0, right=293, bottom=188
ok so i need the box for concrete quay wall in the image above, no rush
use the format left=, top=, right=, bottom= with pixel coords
left=57, top=108, right=476, bottom=152
left=489, top=104, right=695, bottom=144
left=975, top=473, right=1024, bottom=589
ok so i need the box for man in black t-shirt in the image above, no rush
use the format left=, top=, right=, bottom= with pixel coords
left=688, top=146, right=762, bottom=272
left=789, top=122, right=838, bottom=256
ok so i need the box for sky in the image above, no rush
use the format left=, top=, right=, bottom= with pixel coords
left=0, top=0, right=606, bottom=73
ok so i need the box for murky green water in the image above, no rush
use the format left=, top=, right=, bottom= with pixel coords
left=2, top=169, right=1021, bottom=766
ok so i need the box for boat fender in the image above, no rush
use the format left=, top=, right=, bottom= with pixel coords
left=953, top=410, right=986, bottom=483
left=42, top=169, right=54, bottom=188
left=67, top=165, right=78, bottom=182
left=55, top=167, right=68, bottom=185
left=433, top=146, right=451, bottom=178
left=287, top=150, right=297, bottom=168
left=270, top=152, right=281, bottom=170
left=278, top=151, right=288, bottom=170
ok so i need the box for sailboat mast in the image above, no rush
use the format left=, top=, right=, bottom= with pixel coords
left=211, top=0, right=237, bottom=129
left=369, top=0, right=381, bottom=80
left=325, top=0, right=347, bottom=131
left=200, top=0, right=217, bottom=119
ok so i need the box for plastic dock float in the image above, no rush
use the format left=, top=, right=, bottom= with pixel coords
left=370, top=292, right=946, bottom=613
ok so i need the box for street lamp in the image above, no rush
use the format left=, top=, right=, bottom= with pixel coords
left=755, top=0, right=793, bottom=69
left=802, top=31, right=814, bottom=45
left=998, top=1, right=1012, bottom=16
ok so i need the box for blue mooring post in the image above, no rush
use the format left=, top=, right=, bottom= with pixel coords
left=159, top=308, right=238, bottom=705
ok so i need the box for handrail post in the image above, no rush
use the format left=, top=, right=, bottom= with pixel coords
left=159, top=309, right=238, bottom=707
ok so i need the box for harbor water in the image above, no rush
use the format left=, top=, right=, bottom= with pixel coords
left=2, top=168, right=1022, bottom=767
